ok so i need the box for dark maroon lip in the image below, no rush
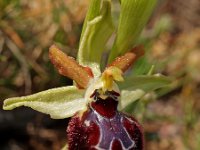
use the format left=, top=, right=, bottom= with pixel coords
left=68, top=89, right=143, bottom=150
left=90, top=98, right=118, bottom=118
left=67, top=102, right=144, bottom=150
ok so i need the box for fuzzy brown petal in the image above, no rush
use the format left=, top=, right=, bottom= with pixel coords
left=49, top=45, right=93, bottom=89
left=108, top=45, right=144, bottom=72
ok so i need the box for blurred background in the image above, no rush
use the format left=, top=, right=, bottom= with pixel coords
left=0, top=0, right=200, bottom=149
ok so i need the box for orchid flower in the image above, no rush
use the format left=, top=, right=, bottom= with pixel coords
left=2, top=0, right=171, bottom=149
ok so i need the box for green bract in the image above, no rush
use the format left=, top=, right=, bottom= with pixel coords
left=2, top=0, right=171, bottom=120
left=78, top=0, right=114, bottom=77
left=108, top=0, right=157, bottom=62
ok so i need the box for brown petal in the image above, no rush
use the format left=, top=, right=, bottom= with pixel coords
left=108, top=45, right=144, bottom=72
left=49, top=45, right=93, bottom=89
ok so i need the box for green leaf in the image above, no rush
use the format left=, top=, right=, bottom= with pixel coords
left=119, top=75, right=172, bottom=92
left=78, top=0, right=114, bottom=77
left=118, top=89, right=145, bottom=111
left=108, top=0, right=157, bottom=62
left=131, top=56, right=152, bottom=75
left=3, top=86, right=86, bottom=119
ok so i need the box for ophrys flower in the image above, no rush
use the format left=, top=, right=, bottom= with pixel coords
left=2, top=0, right=171, bottom=149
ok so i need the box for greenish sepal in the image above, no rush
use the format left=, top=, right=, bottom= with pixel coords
left=118, top=89, right=145, bottom=111
left=3, top=86, right=87, bottom=119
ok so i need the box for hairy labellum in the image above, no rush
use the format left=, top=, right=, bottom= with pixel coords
left=67, top=90, right=143, bottom=150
